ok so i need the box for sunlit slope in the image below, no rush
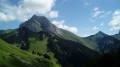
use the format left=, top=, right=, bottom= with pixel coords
left=0, top=39, right=60, bottom=67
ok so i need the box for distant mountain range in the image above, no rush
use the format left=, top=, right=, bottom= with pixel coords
left=0, top=15, right=120, bottom=67
left=83, top=31, right=120, bottom=54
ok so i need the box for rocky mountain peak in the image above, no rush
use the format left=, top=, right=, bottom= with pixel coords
left=94, top=31, right=107, bottom=38
left=97, top=31, right=105, bottom=35
left=20, top=15, right=61, bottom=36
left=87, top=31, right=107, bottom=39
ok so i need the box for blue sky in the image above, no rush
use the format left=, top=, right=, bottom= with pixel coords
left=0, top=0, right=120, bottom=37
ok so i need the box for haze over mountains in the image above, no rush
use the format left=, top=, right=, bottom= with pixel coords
left=0, top=15, right=120, bottom=67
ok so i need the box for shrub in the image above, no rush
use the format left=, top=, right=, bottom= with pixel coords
left=43, top=54, right=50, bottom=60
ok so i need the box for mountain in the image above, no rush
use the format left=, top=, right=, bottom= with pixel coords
left=20, top=15, right=85, bottom=44
left=0, top=38, right=60, bottom=67
left=112, top=30, right=120, bottom=40
left=20, top=15, right=61, bottom=36
left=1, top=15, right=120, bottom=67
left=0, top=15, right=99, bottom=67
left=19, top=15, right=99, bottom=67
left=84, top=31, right=120, bottom=54
left=59, top=29, right=96, bottom=51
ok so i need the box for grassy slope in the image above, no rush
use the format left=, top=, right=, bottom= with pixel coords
left=60, top=29, right=82, bottom=43
left=0, top=39, right=60, bottom=67
left=60, top=29, right=98, bottom=50
left=80, top=38, right=98, bottom=51
left=28, top=37, right=57, bottom=62
left=0, top=29, right=65, bottom=65
left=29, top=37, right=48, bottom=54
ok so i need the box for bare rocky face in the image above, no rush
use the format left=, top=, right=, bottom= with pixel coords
left=20, top=15, right=61, bottom=36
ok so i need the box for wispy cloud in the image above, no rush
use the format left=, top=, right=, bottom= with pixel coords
left=99, top=11, right=112, bottom=18
left=52, top=20, right=78, bottom=33
left=84, top=0, right=89, bottom=6
left=109, top=9, right=120, bottom=30
left=92, top=7, right=104, bottom=18
left=48, top=11, right=59, bottom=18
left=92, top=26, right=99, bottom=30
left=93, top=7, right=99, bottom=11
left=100, top=22, right=104, bottom=26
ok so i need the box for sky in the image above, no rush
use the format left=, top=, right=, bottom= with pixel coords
left=0, top=0, right=120, bottom=37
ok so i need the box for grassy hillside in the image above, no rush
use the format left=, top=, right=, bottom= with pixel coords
left=60, top=29, right=98, bottom=50
left=28, top=37, right=58, bottom=62
left=0, top=29, right=99, bottom=67
left=80, top=38, right=99, bottom=51
left=60, top=29, right=82, bottom=43
left=0, top=39, right=60, bottom=67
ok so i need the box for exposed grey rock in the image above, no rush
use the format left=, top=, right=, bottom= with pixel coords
left=20, top=15, right=61, bottom=36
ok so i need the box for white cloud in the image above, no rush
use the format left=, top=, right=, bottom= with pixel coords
left=48, top=11, right=58, bottom=18
left=84, top=0, right=89, bottom=6
left=52, top=20, right=78, bottom=33
left=109, top=9, right=120, bottom=30
left=82, top=34, right=91, bottom=37
left=92, top=7, right=104, bottom=17
left=114, top=10, right=120, bottom=15
left=21, top=0, right=55, bottom=14
left=0, top=12, right=16, bottom=22
left=93, top=7, right=99, bottom=11
left=0, top=0, right=56, bottom=22
left=100, top=22, right=104, bottom=26
left=92, top=26, right=99, bottom=30
left=92, top=11, right=101, bottom=17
